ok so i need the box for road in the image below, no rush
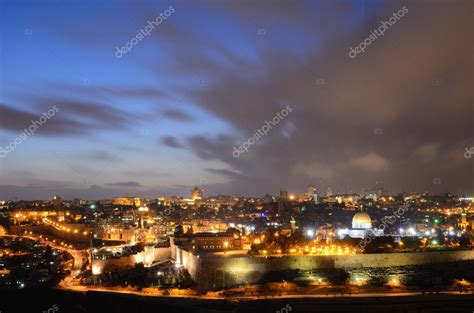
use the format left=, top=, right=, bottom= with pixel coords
left=55, top=280, right=474, bottom=300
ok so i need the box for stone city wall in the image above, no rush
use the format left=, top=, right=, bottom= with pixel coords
left=93, top=246, right=171, bottom=273
left=177, top=248, right=474, bottom=289
left=9, top=224, right=90, bottom=243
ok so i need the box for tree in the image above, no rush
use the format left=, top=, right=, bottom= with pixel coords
left=44, top=245, right=53, bottom=258
left=364, top=236, right=395, bottom=253
left=459, top=235, right=471, bottom=247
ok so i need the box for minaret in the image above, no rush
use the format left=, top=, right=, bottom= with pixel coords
left=326, top=187, right=333, bottom=197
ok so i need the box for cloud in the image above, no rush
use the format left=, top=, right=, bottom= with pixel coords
left=0, top=103, right=84, bottom=136
left=173, top=1, right=472, bottom=195
left=1, top=0, right=472, bottom=197
left=121, top=169, right=168, bottom=177
left=350, top=153, right=390, bottom=172
left=413, top=143, right=441, bottom=162
left=162, top=109, right=194, bottom=122
left=160, top=135, right=182, bottom=148
left=37, top=81, right=167, bottom=100
left=292, top=161, right=335, bottom=180
left=204, top=168, right=241, bottom=179
left=106, top=181, right=142, bottom=188
left=1, top=96, right=136, bottom=138
left=85, top=150, right=118, bottom=161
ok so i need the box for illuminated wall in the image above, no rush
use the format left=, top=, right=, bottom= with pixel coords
left=93, top=246, right=171, bottom=273
left=178, top=249, right=474, bottom=289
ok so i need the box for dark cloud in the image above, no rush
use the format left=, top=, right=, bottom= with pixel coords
left=106, top=181, right=142, bottom=188
left=45, top=82, right=167, bottom=100
left=0, top=103, right=84, bottom=136
left=121, top=169, right=169, bottom=177
left=0, top=183, right=191, bottom=200
left=1, top=96, right=137, bottom=138
left=85, top=150, right=118, bottom=161
left=162, top=109, right=194, bottom=122
left=187, top=134, right=239, bottom=162
left=172, top=1, right=473, bottom=195
left=205, top=168, right=242, bottom=179
left=160, top=135, right=183, bottom=148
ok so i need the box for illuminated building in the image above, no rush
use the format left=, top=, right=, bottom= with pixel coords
left=290, top=217, right=296, bottom=233
left=52, top=195, right=63, bottom=207
left=99, top=226, right=136, bottom=242
left=182, top=219, right=228, bottom=233
left=337, top=212, right=383, bottom=239
left=137, top=206, right=149, bottom=212
left=458, top=210, right=473, bottom=231
left=171, top=228, right=242, bottom=254
left=113, top=196, right=141, bottom=207
left=191, top=187, right=204, bottom=200
left=307, top=184, right=316, bottom=198
left=71, top=198, right=86, bottom=207
left=352, top=212, right=372, bottom=229
left=297, top=184, right=318, bottom=203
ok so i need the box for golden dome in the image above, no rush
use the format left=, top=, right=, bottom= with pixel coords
left=352, top=212, right=372, bottom=229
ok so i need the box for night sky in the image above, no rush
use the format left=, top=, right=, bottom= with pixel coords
left=0, top=0, right=472, bottom=200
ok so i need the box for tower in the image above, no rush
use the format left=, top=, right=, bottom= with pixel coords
left=290, top=217, right=296, bottom=234
left=191, top=187, right=204, bottom=200
left=278, top=189, right=288, bottom=215
left=279, top=189, right=289, bottom=199
left=459, top=210, right=468, bottom=231
left=326, top=187, right=333, bottom=197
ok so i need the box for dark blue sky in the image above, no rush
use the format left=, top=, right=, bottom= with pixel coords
left=0, top=0, right=472, bottom=199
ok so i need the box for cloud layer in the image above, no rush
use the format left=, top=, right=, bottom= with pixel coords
left=0, top=0, right=472, bottom=199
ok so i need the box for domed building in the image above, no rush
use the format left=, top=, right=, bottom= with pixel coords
left=352, top=212, right=372, bottom=229
left=337, top=211, right=383, bottom=239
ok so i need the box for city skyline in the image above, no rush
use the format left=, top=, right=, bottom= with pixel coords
left=1, top=2, right=473, bottom=312
left=1, top=0, right=472, bottom=199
